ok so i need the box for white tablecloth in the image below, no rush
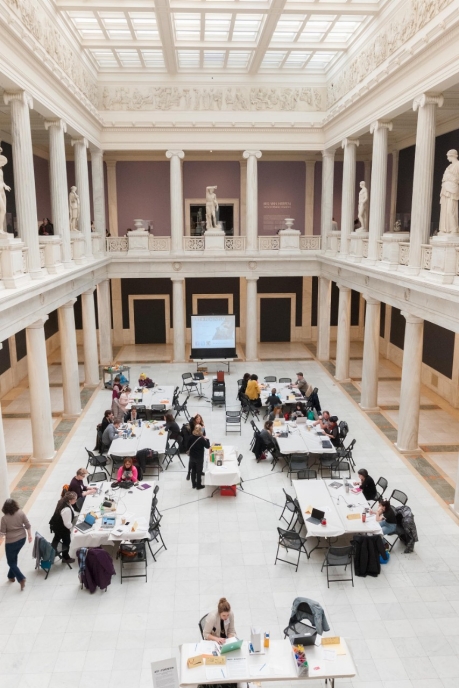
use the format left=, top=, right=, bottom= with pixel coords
left=204, top=445, right=241, bottom=487
left=69, top=480, right=155, bottom=556
left=293, top=478, right=382, bottom=539
left=276, top=422, right=336, bottom=455
left=261, top=383, right=304, bottom=406
left=179, top=638, right=356, bottom=686
left=110, top=421, right=168, bottom=457
left=127, top=385, right=175, bottom=409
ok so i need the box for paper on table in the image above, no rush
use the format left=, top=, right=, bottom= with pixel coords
left=194, top=641, right=218, bottom=654
left=226, top=657, right=248, bottom=679
left=205, top=666, right=228, bottom=681
left=249, top=662, right=269, bottom=677
left=323, top=649, right=336, bottom=661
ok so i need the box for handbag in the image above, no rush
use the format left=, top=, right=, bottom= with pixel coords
left=186, top=437, right=200, bottom=456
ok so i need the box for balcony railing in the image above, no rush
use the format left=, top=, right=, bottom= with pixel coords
left=421, top=244, right=432, bottom=270
left=299, top=236, right=321, bottom=250
left=259, top=236, right=280, bottom=250
left=225, top=236, right=245, bottom=251
left=183, top=236, right=205, bottom=251
left=149, top=235, right=171, bottom=251
left=106, top=237, right=128, bottom=252
left=399, top=242, right=410, bottom=266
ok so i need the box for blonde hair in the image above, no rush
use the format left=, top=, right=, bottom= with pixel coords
left=76, top=468, right=88, bottom=477
left=218, top=597, right=231, bottom=614
left=192, top=424, right=203, bottom=436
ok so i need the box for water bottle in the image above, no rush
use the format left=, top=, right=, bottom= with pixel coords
left=264, top=631, right=270, bottom=648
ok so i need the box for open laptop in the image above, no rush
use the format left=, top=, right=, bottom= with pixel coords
left=193, top=372, right=204, bottom=380
left=75, top=513, right=96, bottom=533
left=220, top=639, right=243, bottom=654
left=296, top=416, right=307, bottom=425
left=306, top=508, right=325, bottom=525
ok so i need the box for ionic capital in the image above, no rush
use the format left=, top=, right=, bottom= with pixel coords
left=3, top=90, right=33, bottom=109
left=342, top=138, right=359, bottom=150
left=413, top=93, right=444, bottom=112
left=71, top=137, right=88, bottom=149
left=44, top=119, right=67, bottom=133
left=370, top=120, right=393, bottom=135
left=27, top=316, right=49, bottom=330
left=322, top=149, right=335, bottom=160
left=166, top=150, right=185, bottom=160
left=243, top=150, right=262, bottom=160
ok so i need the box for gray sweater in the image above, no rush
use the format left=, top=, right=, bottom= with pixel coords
left=0, top=510, right=31, bottom=544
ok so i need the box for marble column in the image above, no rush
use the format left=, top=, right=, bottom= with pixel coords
left=246, top=276, right=259, bottom=361
left=106, top=161, right=118, bottom=236
left=58, top=300, right=81, bottom=417
left=321, top=149, right=335, bottom=246
left=340, top=139, right=359, bottom=257
left=91, top=148, right=106, bottom=237
left=44, top=119, right=72, bottom=268
left=389, top=149, right=399, bottom=232
left=364, top=160, right=372, bottom=205
left=305, top=161, right=315, bottom=235
left=396, top=313, right=424, bottom=452
left=317, top=277, right=331, bottom=361
left=172, top=277, right=186, bottom=363
left=71, top=138, right=92, bottom=260
left=97, top=279, right=113, bottom=365
left=367, top=121, right=392, bottom=262
left=408, top=94, right=443, bottom=273
left=26, top=318, right=55, bottom=462
left=243, top=151, right=262, bottom=252
left=360, top=297, right=381, bottom=411
left=3, top=91, right=42, bottom=278
left=81, top=288, right=99, bottom=386
left=240, top=160, right=247, bottom=237
left=166, top=150, right=185, bottom=252
left=335, top=285, right=351, bottom=382
left=0, top=400, right=9, bottom=508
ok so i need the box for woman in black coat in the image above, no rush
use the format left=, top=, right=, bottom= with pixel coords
left=187, top=425, right=210, bottom=490
left=357, top=469, right=377, bottom=501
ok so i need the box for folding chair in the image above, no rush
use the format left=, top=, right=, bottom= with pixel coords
left=275, top=527, right=309, bottom=572
left=144, top=515, right=167, bottom=561
left=338, top=420, right=349, bottom=449
left=225, top=410, right=242, bottom=435
left=119, top=541, right=147, bottom=583
left=330, top=459, right=351, bottom=480
left=321, top=545, right=354, bottom=587
left=279, top=378, right=292, bottom=383
left=109, top=455, right=125, bottom=479
left=297, top=469, right=317, bottom=480
left=384, top=490, right=408, bottom=551
left=287, top=454, right=309, bottom=485
left=279, top=488, right=298, bottom=528
left=371, top=476, right=389, bottom=507
left=85, top=448, right=110, bottom=482
left=237, top=454, right=244, bottom=490
left=236, top=379, right=243, bottom=400
left=337, top=438, right=356, bottom=470
left=318, top=453, right=338, bottom=479
left=283, top=601, right=316, bottom=639
left=264, top=376, right=277, bottom=383
left=174, top=394, right=191, bottom=421
left=181, top=373, right=198, bottom=395
left=199, top=613, right=209, bottom=639
left=162, top=438, right=185, bottom=470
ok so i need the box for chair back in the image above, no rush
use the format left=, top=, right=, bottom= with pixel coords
left=237, top=379, right=243, bottom=386
left=296, top=601, right=314, bottom=619
left=283, top=489, right=296, bottom=507
left=153, top=485, right=159, bottom=495
left=199, top=613, right=209, bottom=639
left=278, top=527, right=301, bottom=546
left=264, top=376, right=277, bottom=383
left=182, top=373, right=192, bottom=381
left=376, top=476, right=388, bottom=492
left=339, top=420, right=349, bottom=440
left=328, top=545, right=353, bottom=561
left=297, top=469, right=317, bottom=480
left=390, top=489, right=408, bottom=506
left=279, top=377, right=292, bottom=383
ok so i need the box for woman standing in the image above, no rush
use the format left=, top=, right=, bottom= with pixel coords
left=49, top=491, right=77, bottom=564
left=111, top=375, right=122, bottom=417
left=187, top=425, right=210, bottom=490
left=203, top=598, right=237, bottom=644
left=0, top=499, right=32, bottom=590
left=114, top=386, right=131, bottom=422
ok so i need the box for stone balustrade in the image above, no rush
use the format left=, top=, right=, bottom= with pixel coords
left=39, top=236, right=64, bottom=274
left=398, top=242, right=410, bottom=266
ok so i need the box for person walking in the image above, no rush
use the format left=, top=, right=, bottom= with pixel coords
left=0, top=499, right=32, bottom=590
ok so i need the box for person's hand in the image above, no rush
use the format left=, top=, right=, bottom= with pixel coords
left=216, top=637, right=225, bottom=645
left=28, top=533, right=33, bottom=543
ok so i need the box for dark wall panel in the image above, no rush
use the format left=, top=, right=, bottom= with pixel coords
left=121, top=278, right=173, bottom=329
left=15, top=330, right=27, bottom=362
left=422, top=321, right=454, bottom=379
left=390, top=307, right=406, bottom=349
left=0, top=340, right=11, bottom=375
left=311, top=276, right=318, bottom=327
left=258, top=277, right=302, bottom=327
left=351, top=290, right=360, bottom=327
left=185, top=277, right=240, bottom=328
left=197, top=298, right=229, bottom=315
left=45, top=310, right=59, bottom=340
left=379, top=302, right=386, bottom=338
left=396, top=146, right=415, bottom=219
left=330, top=282, right=339, bottom=326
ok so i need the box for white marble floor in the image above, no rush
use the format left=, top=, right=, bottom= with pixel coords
left=1, top=358, right=459, bottom=688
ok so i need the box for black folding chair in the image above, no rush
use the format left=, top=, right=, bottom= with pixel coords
left=279, top=488, right=298, bottom=528
left=144, top=515, right=167, bottom=561
left=338, top=420, right=349, bottom=448
left=225, top=410, right=242, bottom=435
left=337, top=438, right=356, bottom=470
left=384, top=490, right=408, bottom=551
left=174, top=394, right=191, bottom=421
left=321, top=545, right=354, bottom=587
left=181, top=373, right=198, bottom=395
left=119, top=541, right=147, bottom=583
left=279, top=378, right=292, bottom=383
left=199, top=613, right=209, bottom=639
left=283, top=601, right=316, bottom=639
left=330, top=459, right=351, bottom=480
left=237, top=454, right=244, bottom=490
left=162, top=438, right=185, bottom=470
left=371, top=476, right=389, bottom=507
left=264, top=376, right=277, bottom=383
left=287, top=454, right=309, bottom=485
left=109, top=454, right=124, bottom=479
left=297, top=469, right=317, bottom=480
left=85, top=448, right=110, bottom=482
left=275, top=527, right=309, bottom=572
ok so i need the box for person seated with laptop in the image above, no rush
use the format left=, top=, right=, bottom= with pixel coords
left=269, top=405, right=284, bottom=422
left=101, top=420, right=121, bottom=454
left=290, top=401, right=306, bottom=420
left=124, top=405, right=139, bottom=423
left=203, top=597, right=237, bottom=645
left=260, top=420, right=281, bottom=451
left=69, top=468, right=97, bottom=511
left=116, top=458, right=138, bottom=484
left=266, top=387, right=282, bottom=410
left=313, top=410, right=331, bottom=431
left=324, top=416, right=340, bottom=447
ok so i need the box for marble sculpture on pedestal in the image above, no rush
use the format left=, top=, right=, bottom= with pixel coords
left=206, top=186, right=219, bottom=230
left=439, top=149, right=459, bottom=235
left=0, top=147, right=11, bottom=234
left=69, top=186, right=80, bottom=232
left=358, top=181, right=369, bottom=231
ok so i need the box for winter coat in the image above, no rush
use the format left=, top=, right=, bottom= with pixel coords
left=32, top=532, right=56, bottom=571
left=252, top=435, right=266, bottom=461
left=290, top=597, right=330, bottom=636
left=352, top=534, right=387, bottom=577
left=77, top=546, right=116, bottom=593
left=395, top=506, right=418, bottom=547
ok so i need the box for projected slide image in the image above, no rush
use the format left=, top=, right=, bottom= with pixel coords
left=191, top=315, right=236, bottom=350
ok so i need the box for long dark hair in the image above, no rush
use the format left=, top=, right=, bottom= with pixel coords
left=2, top=499, right=20, bottom=516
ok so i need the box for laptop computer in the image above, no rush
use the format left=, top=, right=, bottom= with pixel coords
left=306, top=508, right=325, bottom=525
left=296, top=416, right=307, bottom=425
left=220, top=639, right=243, bottom=654
left=193, top=372, right=204, bottom=380
left=75, top=513, right=96, bottom=533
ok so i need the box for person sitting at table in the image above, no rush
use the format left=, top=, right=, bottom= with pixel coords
left=203, top=598, right=237, bottom=644
left=164, top=412, right=182, bottom=444
left=266, top=387, right=282, bottom=410
left=238, top=372, right=251, bottom=401
left=371, top=499, right=397, bottom=535
left=135, top=448, right=156, bottom=479
left=95, top=410, right=114, bottom=451
left=246, top=374, right=262, bottom=407
left=324, top=416, right=340, bottom=447
left=313, top=410, right=330, bottom=430
left=291, top=372, right=308, bottom=396
left=117, top=458, right=138, bottom=483
left=269, top=405, right=283, bottom=422
left=356, top=469, right=378, bottom=501
left=124, top=406, right=139, bottom=423
left=138, top=372, right=154, bottom=388
left=49, top=491, right=78, bottom=564
left=69, top=468, right=97, bottom=511
left=260, top=420, right=280, bottom=451
left=290, top=401, right=306, bottom=420
left=187, top=425, right=210, bottom=490
left=101, top=420, right=121, bottom=454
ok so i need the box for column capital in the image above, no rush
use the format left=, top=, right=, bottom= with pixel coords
left=90, top=148, right=104, bottom=160
left=413, top=93, right=444, bottom=112
left=3, top=90, right=33, bottom=109
left=105, top=159, right=117, bottom=169
left=27, top=316, right=48, bottom=329
left=166, top=149, right=184, bottom=160
left=370, top=120, right=393, bottom=135
left=61, top=299, right=77, bottom=309
left=322, top=149, right=335, bottom=160
left=363, top=295, right=380, bottom=305
left=71, top=137, right=88, bottom=149
left=82, top=287, right=95, bottom=296
left=337, top=284, right=351, bottom=293
left=246, top=276, right=259, bottom=282
left=401, top=311, right=423, bottom=325
left=243, top=150, right=262, bottom=160
left=44, top=118, right=67, bottom=133
left=342, top=138, right=359, bottom=150
left=171, top=276, right=185, bottom=283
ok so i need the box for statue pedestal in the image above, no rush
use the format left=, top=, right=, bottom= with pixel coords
left=380, top=232, right=410, bottom=269
left=91, top=232, right=104, bottom=258
left=70, top=231, right=86, bottom=264
left=0, top=234, right=31, bottom=288
left=39, top=236, right=64, bottom=274
left=128, top=229, right=149, bottom=256
left=279, top=228, right=300, bottom=252
left=326, top=230, right=341, bottom=256
left=204, top=228, right=225, bottom=251
left=349, top=230, right=369, bottom=262
left=425, top=234, right=459, bottom=284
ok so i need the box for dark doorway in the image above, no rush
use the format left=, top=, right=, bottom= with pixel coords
left=134, top=299, right=166, bottom=344
left=197, top=298, right=229, bottom=316
left=260, top=298, right=291, bottom=342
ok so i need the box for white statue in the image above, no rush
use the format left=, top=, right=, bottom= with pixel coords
left=357, top=181, right=369, bottom=231
left=439, top=149, right=459, bottom=235
left=393, top=219, right=402, bottom=232
left=69, top=186, right=80, bottom=232
left=0, top=147, right=11, bottom=235
left=206, top=185, right=219, bottom=230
